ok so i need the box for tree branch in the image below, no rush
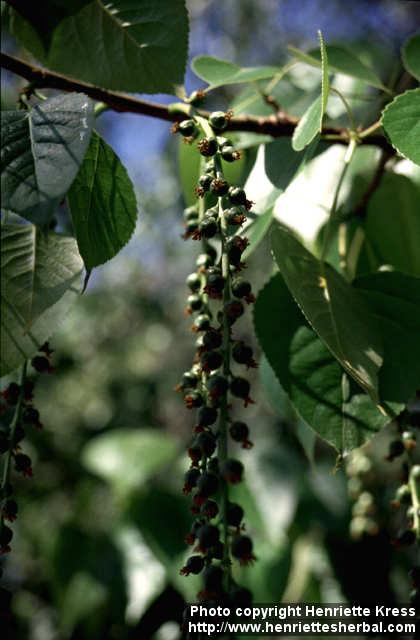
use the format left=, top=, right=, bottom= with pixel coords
left=1, top=52, right=393, bottom=151
left=353, top=149, right=393, bottom=217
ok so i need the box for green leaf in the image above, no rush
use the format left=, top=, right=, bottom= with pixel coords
left=291, top=34, right=328, bottom=153
left=4, top=1, right=90, bottom=60
left=126, top=488, right=191, bottom=563
left=242, top=207, right=274, bottom=260
left=265, top=137, right=328, bottom=189
left=68, top=132, right=137, bottom=270
left=191, top=55, right=279, bottom=89
left=60, top=573, right=107, bottom=635
left=381, top=88, right=420, bottom=166
left=259, top=355, right=316, bottom=463
left=318, top=31, right=329, bottom=122
left=291, top=96, right=323, bottom=151
left=8, top=1, right=189, bottom=93
left=271, top=225, right=383, bottom=399
left=354, top=271, right=420, bottom=404
left=363, top=173, right=420, bottom=276
left=288, top=44, right=387, bottom=91
left=51, top=524, right=126, bottom=632
left=81, top=429, right=178, bottom=494
left=1, top=93, right=94, bottom=225
left=1, top=224, right=83, bottom=377
left=402, top=32, right=420, bottom=82
left=254, top=274, right=395, bottom=454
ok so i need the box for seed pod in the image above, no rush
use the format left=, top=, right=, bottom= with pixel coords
left=179, top=119, right=198, bottom=137
left=202, top=330, right=223, bottom=350
left=231, top=278, right=255, bottom=303
left=210, top=177, right=229, bottom=196
left=184, top=391, right=204, bottom=409
left=192, top=314, right=211, bottom=332
left=196, top=432, right=217, bottom=458
left=198, top=137, right=218, bottom=157
left=0, top=524, right=13, bottom=552
left=200, top=349, right=223, bottom=373
left=226, top=502, right=244, bottom=528
left=207, top=374, right=229, bottom=400
left=2, top=383, right=20, bottom=405
left=231, top=342, right=257, bottom=369
left=186, top=273, right=201, bottom=291
left=228, top=186, right=247, bottom=205
left=183, top=468, right=201, bottom=494
left=225, top=206, right=246, bottom=226
left=196, top=524, right=220, bottom=552
left=209, top=111, right=227, bottom=131
left=14, top=453, right=33, bottom=477
left=180, top=554, right=205, bottom=576
left=2, top=499, right=18, bottom=522
left=188, top=445, right=202, bottom=466
left=223, top=301, right=244, bottom=325
left=201, top=499, right=219, bottom=519
left=222, top=459, right=244, bottom=484
left=230, top=376, right=254, bottom=407
left=197, top=405, right=218, bottom=428
left=198, top=174, right=213, bottom=191
left=231, top=535, right=255, bottom=565
left=229, top=420, right=252, bottom=448
left=221, top=146, right=241, bottom=162
left=208, top=540, right=224, bottom=560
left=185, top=519, right=203, bottom=545
left=187, top=294, right=203, bottom=312
left=196, top=251, right=216, bottom=269
left=199, top=217, right=218, bottom=239
left=181, top=370, right=199, bottom=389
left=196, top=471, right=219, bottom=496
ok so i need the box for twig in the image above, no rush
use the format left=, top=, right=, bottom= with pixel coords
left=353, top=149, right=392, bottom=217
left=1, top=52, right=394, bottom=151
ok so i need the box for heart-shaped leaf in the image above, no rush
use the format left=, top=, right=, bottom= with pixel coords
left=271, top=225, right=383, bottom=400
left=1, top=93, right=94, bottom=225
left=381, top=88, right=420, bottom=166
left=68, top=132, right=138, bottom=270
left=1, top=224, right=83, bottom=376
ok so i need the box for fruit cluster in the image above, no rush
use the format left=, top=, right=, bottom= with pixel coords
left=0, top=343, right=53, bottom=555
left=174, top=109, right=256, bottom=603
